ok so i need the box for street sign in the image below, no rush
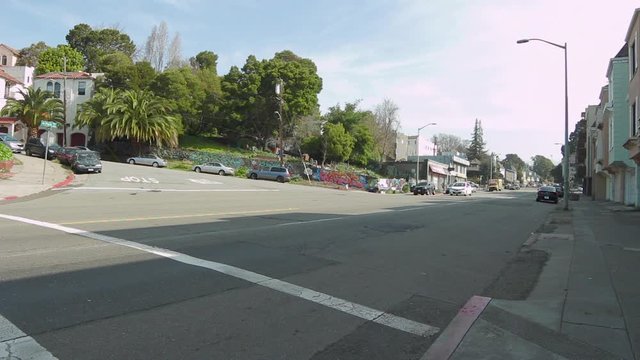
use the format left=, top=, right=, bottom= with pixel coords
left=39, top=121, right=60, bottom=129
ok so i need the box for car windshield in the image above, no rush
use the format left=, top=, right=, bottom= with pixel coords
left=1, top=134, right=18, bottom=141
left=453, top=183, right=466, bottom=187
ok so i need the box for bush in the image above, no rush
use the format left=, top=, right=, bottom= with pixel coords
left=235, top=166, right=249, bottom=178
left=0, top=144, right=12, bottom=161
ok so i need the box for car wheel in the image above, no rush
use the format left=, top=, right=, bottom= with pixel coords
left=218, top=170, right=225, bottom=176
left=152, top=162, right=159, bottom=167
left=413, top=191, right=419, bottom=195
left=194, top=167, right=201, bottom=173
left=536, top=198, right=540, bottom=202
left=129, top=159, right=135, bottom=165
left=554, top=200, right=559, bottom=204
left=276, top=176, right=284, bottom=183
left=250, top=173, right=258, bottom=180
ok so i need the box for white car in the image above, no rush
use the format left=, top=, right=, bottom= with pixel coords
left=0, top=134, right=24, bottom=153
left=192, top=162, right=235, bottom=176
left=126, top=154, right=167, bottom=167
left=449, top=182, right=473, bottom=196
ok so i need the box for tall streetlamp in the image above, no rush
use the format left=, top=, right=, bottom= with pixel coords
left=275, top=79, right=284, bottom=165
left=517, top=38, right=570, bottom=210
left=416, top=123, right=436, bottom=182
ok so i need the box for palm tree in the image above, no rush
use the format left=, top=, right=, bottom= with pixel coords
left=76, top=89, right=181, bottom=152
left=75, top=87, right=117, bottom=144
left=0, top=87, right=64, bottom=138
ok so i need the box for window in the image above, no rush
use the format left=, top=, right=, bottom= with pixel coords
left=78, top=81, right=86, bottom=95
left=53, top=82, right=61, bottom=98
left=631, top=41, right=638, bottom=76
left=46, top=81, right=53, bottom=93
left=632, top=101, right=638, bottom=137
left=1, top=55, right=6, bottom=65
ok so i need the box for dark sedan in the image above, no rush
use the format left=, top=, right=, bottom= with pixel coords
left=56, top=146, right=91, bottom=165
left=536, top=186, right=559, bottom=204
left=70, top=151, right=102, bottom=174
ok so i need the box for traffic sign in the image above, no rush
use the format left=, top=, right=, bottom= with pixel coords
left=39, top=121, right=61, bottom=129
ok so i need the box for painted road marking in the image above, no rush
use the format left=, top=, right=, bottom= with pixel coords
left=0, top=313, right=57, bottom=359
left=188, top=178, right=222, bottom=185
left=120, top=176, right=159, bottom=183
left=57, top=208, right=299, bottom=225
left=54, top=187, right=279, bottom=192
left=0, top=213, right=440, bottom=338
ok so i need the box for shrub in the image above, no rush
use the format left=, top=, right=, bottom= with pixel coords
left=0, top=144, right=12, bottom=161
left=235, top=166, right=249, bottom=178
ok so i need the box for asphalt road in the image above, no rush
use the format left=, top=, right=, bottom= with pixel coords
left=0, top=161, right=554, bottom=359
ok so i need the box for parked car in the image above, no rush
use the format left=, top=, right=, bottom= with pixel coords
left=24, top=137, right=60, bottom=159
left=126, top=154, right=167, bottom=167
left=56, top=146, right=93, bottom=165
left=449, top=182, right=473, bottom=196
left=192, top=162, right=235, bottom=176
left=248, top=166, right=291, bottom=182
left=468, top=181, right=479, bottom=192
left=536, top=186, right=559, bottom=204
left=70, top=151, right=102, bottom=174
left=0, top=134, right=24, bottom=153
left=554, top=184, right=564, bottom=198
left=413, top=181, right=436, bottom=195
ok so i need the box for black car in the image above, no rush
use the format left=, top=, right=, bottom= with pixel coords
left=554, top=185, right=564, bottom=198
left=413, top=181, right=436, bottom=195
left=24, top=137, right=60, bottom=159
left=536, top=186, right=559, bottom=204
left=70, top=151, right=102, bottom=174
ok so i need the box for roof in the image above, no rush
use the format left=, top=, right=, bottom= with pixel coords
left=0, top=68, right=23, bottom=85
left=0, top=117, right=19, bottom=123
left=625, top=8, right=640, bottom=42
left=35, top=72, right=94, bottom=80
left=0, top=44, right=19, bottom=56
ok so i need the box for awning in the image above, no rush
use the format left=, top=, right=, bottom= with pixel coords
left=429, top=164, right=448, bottom=175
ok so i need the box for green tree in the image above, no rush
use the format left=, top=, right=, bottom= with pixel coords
left=466, top=118, right=486, bottom=161
left=99, top=60, right=157, bottom=91
left=550, top=163, right=563, bottom=184
left=74, top=87, right=118, bottom=145
left=190, top=51, right=219, bottom=74
left=501, top=153, right=527, bottom=180
left=16, top=41, right=50, bottom=67
left=66, top=24, right=136, bottom=72
left=0, top=87, right=63, bottom=138
left=80, top=89, right=181, bottom=150
left=532, top=155, right=555, bottom=181
left=36, top=45, right=84, bottom=75
left=323, top=102, right=377, bottom=165
left=322, top=122, right=354, bottom=164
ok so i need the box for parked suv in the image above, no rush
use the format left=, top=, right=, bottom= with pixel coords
left=25, top=138, right=60, bottom=159
left=413, top=181, right=436, bottom=195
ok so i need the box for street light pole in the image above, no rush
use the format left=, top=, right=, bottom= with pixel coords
left=275, top=79, right=284, bottom=166
left=517, top=38, right=570, bottom=210
left=416, top=123, right=436, bottom=183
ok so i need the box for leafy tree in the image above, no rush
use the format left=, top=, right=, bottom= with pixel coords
left=322, top=102, right=377, bottom=165
left=532, top=155, right=555, bottom=181
left=349, top=124, right=376, bottom=166
left=0, top=87, right=63, bottom=138
left=150, top=68, right=206, bottom=135
left=431, top=133, right=469, bottom=154
left=322, top=122, right=353, bottom=164
left=190, top=51, right=219, bottom=73
left=466, top=118, right=486, bottom=161
left=16, top=41, right=50, bottom=67
left=76, top=89, right=181, bottom=150
left=36, top=45, right=84, bottom=74
left=551, top=163, right=563, bottom=184
left=501, top=153, right=526, bottom=180
left=66, top=24, right=136, bottom=72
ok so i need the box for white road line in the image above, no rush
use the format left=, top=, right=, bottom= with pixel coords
left=0, top=314, right=57, bottom=359
left=0, top=213, right=440, bottom=338
left=54, top=187, right=279, bottom=192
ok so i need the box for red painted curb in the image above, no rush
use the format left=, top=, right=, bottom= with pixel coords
left=51, top=174, right=75, bottom=188
left=2, top=196, right=18, bottom=201
left=421, top=295, right=492, bottom=360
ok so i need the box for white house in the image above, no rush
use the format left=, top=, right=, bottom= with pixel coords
left=0, top=44, right=20, bottom=67
left=33, top=72, right=96, bottom=146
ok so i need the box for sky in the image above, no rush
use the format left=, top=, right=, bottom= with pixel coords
left=3, top=0, right=639, bottom=164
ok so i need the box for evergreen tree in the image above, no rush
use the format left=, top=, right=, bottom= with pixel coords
left=466, top=118, right=486, bottom=160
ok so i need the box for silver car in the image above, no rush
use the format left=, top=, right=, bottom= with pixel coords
left=0, top=134, right=24, bottom=153
left=126, top=154, right=167, bottom=167
left=192, top=162, right=235, bottom=176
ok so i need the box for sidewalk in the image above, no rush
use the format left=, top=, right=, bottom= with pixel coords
left=0, top=153, right=73, bottom=201
left=425, top=198, right=640, bottom=360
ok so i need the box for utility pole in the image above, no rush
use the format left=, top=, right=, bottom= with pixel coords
left=63, top=56, right=67, bottom=147
left=275, top=79, right=284, bottom=166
